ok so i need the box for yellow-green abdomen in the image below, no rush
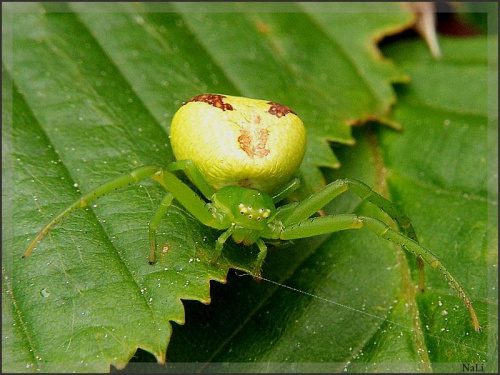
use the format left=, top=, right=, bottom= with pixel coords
left=170, top=94, right=306, bottom=194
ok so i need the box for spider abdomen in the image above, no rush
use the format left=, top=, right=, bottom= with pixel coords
left=170, top=94, right=306, bottom=194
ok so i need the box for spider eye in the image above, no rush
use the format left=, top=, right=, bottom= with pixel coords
left=257, top=217, right=261, bottom=221
left=239, top=204, right=249, bottom=215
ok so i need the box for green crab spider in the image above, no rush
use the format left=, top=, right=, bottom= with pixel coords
left=23, top=94, right=480, bottom=332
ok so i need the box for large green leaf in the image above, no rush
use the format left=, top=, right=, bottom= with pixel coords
left=150, top=36, right=497, bottom=372
left=3, top=2, right=497, bottom=373
left=2, top=2, right=415, bottom=372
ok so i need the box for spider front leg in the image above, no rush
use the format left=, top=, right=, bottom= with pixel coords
left=271, top=177, right=301, bottom=203
left=252, top=239, right=268, bottom=281
left=278, top=214, right=481, bottom=332
left=165, top=160, right=215, bottom=199
left=151, top=169, right=220, bottom=227
left=148, top=169, right=229, bottom=263
left=278, top=178, right=427, bottom=289
left=148, top=161, right=222, bottom=264
left=211, top=226, right=234, bottom=263
left=23, top=165, right=163, bottom=259
left=281, top=178, right=417, bottom=239
left=24, top=163, right=226, bottom=261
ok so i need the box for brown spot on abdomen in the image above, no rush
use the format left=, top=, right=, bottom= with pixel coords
left=238, top=129, right=270, bottom=158
left=267, top=101, right=296, bottom=118
left=237, top=179, right=255, bottom=188
left=185, top=94, right=234, bottom=111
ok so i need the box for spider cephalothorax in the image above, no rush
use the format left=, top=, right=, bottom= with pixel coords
left=212, top=186, right=275, bottom=230
left=23, top=94, right=480, bottom=332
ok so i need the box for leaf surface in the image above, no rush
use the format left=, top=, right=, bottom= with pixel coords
left=139, top=38, right=497, bottom=372
left=3, top=2, right=496, bottom=373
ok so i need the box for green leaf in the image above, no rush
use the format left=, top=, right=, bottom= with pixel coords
left=153, top=36, right=497, bottom=372
left=168, top=38, right=498, bottom=372
left=453, top=2, right=499, bottom=35
left=4, top=2, right=495, bottom=373
left=2, top=2, right=413, bottom=372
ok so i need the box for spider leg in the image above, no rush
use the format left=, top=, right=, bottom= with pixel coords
left=152, top=170, right=224, bottom=229
left=165, top=160, right=215, bottom=199
left=23, top=165, right=162, bottom=258
left=278, top=214, right=480, bottom=332
left=24, top=166, right=227, bottom=259
left=211, top=226, right=234, bottom=262
left=278, top=178, right=426, bottom=290
left=252, top=239, right=268, bottom=280
left=271, top=178, right=301, bottom=203
left=148, top=193, right=173, bottom=264
left=281, top=179, right=417, bottom=240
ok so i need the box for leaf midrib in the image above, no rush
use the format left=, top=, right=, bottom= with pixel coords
left=363, top=127, right=431, bottom=368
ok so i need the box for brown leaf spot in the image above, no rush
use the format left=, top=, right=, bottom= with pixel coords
left=255, top=20, right=270, bottom=34
left=267, top=102, right=296, bottom=118
left=185, top=94, right=234, bottom=111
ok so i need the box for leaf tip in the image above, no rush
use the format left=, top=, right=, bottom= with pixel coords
left=156, top=352, right=166, bottom=365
